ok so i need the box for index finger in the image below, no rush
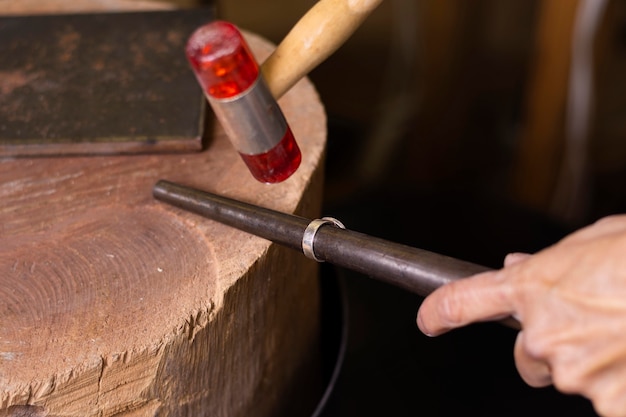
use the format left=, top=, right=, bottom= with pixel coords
left=417, top=270, right=516, bottom=336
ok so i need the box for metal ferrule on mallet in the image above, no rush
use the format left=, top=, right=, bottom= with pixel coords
left=208, top=78, right=288, bottom=155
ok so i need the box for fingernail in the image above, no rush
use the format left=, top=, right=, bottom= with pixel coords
left=416, top=313, right=433, bottom=337
left=504, top=252, right=531, bottom=267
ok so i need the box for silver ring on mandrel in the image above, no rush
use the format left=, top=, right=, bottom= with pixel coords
left=302, top=217, right=346, bottom=262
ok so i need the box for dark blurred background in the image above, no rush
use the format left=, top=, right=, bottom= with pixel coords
left=187, top=0, right=626, bottom=415
left=218, top=0, right=626, bottom=227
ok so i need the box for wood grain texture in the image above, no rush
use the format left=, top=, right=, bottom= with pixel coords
left=260, top=0, right=383, bottom=99
left=0, top=7, right=328, bottom=415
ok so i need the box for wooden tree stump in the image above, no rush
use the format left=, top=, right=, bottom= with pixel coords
left=0, top=4, right=328, bottom=416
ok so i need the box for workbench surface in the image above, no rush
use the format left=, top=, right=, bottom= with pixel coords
left=0, top=2, right=328, bottom=416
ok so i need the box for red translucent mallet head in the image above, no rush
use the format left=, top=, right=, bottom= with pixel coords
left=186, top=21, right=301, bottom=184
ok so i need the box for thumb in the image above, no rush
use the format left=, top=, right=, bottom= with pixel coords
left=417, top=270, right=514, bottom=336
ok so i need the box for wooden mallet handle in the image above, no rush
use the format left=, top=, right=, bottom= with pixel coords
left=261, top=0, right=383, bottom=99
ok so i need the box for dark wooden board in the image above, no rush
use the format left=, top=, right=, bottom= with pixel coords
left=0, top=9, right=214, bottom=156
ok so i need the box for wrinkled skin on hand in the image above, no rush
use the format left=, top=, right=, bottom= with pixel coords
left=417, top=215, right=626, bottom=417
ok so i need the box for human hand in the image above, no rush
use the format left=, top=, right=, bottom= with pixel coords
left=417, top=215, right=626, bottom=417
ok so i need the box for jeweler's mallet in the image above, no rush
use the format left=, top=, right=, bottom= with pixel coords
left=153, top=181, right=517, bottom=313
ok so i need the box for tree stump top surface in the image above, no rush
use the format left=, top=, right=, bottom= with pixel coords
left=0, top=3, right=327, bottom=407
